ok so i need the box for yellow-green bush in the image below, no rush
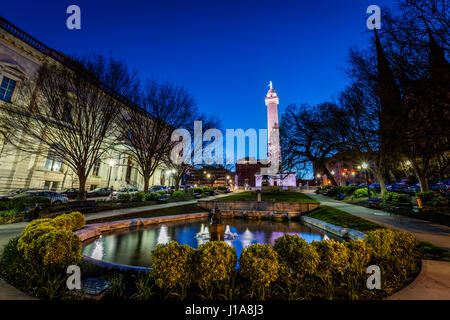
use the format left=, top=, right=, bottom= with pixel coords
left=312, top=240, right=349, bottom=299
left=53, top=211, right=85, bottom=231
left=32, top=230, right=82, bottom=268
left=345, top=240, right=372, bottom=299
left=365, top=228, right=395, bottom=261
left=365, top=229, right=417, bottom=284
left=273, top=234, right=319, bottom=280
left=196, top=241, right=236, bottom=288
left=17, top=219, right=57, bottom=255
left=151, top=241, right=195, bottom=295
left=239, top=244, right=279, bottom=299
left=17, top=213, right=84, bottom=271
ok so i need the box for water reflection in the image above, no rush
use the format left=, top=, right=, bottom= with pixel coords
left=82, top=218, right=336, bottom=268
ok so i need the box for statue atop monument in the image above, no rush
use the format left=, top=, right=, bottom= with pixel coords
left=269, top=81, right=273, bottom=90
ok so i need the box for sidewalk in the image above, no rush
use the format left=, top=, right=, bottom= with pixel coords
left=84, top=192, right=232, bottom=221
left=304, top=191, right=450, bottom=250
left=387, top=260, right=450, bottom=300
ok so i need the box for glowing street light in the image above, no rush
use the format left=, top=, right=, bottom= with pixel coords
left=361, top=162, right=370, bottom=198
left=331, top=170, right=335, bottom=176
left=107, top=158, right=117, bottom=188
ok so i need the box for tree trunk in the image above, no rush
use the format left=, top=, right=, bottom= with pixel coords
left=319, top=161, right=338, bottom=186
left=413, top=165, right=429, bottom=192
left=77, top=174, right=87, bottom=200
left=373, top=170, right=387, bottom=197
left=143, top=173, right=150, bottom=192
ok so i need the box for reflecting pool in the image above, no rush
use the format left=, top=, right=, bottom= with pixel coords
left=82, top=218, right=336, bottom=268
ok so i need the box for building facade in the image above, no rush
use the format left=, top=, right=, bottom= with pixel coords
left=0, top=16, right=167, bottom=193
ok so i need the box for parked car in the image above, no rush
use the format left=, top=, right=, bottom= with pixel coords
left=87, top=187, right=114, bottom=198
left=150, top=185, right=168, bottom=193
left=59, top=188, right=87, bottom=199
left=0, top=188, right=42, bottom=200
left=13, top=190, right=68, bottom=205
left=386, top=183, right=410, bottom=193
left=110, top=187, right=140, bottom=200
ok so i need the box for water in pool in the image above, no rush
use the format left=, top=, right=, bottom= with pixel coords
left=82, top=218, right=335, bottom=268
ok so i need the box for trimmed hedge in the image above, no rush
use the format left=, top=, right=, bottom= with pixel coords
left=417, top=191, right=448, bottom=207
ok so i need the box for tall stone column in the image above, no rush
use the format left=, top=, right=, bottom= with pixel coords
left=265, top=81, right=281, bottom=172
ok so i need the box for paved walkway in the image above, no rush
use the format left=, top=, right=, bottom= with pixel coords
left=84, top=193, right=231, bottom=221
left=304, top=191, right=450, bottom=250
left=387, top=260, right=450, bottom=300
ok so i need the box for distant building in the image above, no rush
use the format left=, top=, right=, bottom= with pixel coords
left=235, top=157, right=262, bottom=187
left=313, top=152, right=374, bottom=186
left=185, top=165, right=235, bottom=187
left=0, top=16, right=169, bottom=192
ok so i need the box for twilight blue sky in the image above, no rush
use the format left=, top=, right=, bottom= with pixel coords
left=2, top=0, right=395, bottom=175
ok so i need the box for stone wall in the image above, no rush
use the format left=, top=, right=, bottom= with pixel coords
left=197, top=200, right=320, bottom=214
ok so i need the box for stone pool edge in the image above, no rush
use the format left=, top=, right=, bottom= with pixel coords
left=76, top=212, right=209, bottom=272
left=300, top=216, right=366, bottom=241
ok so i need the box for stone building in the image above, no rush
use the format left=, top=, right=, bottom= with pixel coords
left=0, top=16, right=168, bottom=193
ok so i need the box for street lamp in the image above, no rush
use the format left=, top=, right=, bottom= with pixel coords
left=361, top=162, right=370, bottom=198
left=107, top=158, right=117, bottom=188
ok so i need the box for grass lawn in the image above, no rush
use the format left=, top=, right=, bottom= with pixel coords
left=87, top=204, right=206, bottom=224
left=218, top=191, right=319, bottom=203
left=305, top=205, right=383, bottom=233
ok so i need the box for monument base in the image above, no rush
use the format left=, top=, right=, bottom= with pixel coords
left=209, top=224, right=225, bottom=241
left=255, top=173, right=297, bottom=190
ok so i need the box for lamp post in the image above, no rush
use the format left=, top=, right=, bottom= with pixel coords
left=316, top=174, right=321, bottom=186
left=107, top=158, right=117, bottom=188
left=361, top=162, right=370, bottom=198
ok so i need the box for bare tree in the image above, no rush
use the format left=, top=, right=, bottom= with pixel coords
left=119, top=80, right=197, bottom=192
left=0, top=56, right=133, bottom=198
left=280, top=102, right=348, bottom=186
left=162, top=113, right=221, bottom=189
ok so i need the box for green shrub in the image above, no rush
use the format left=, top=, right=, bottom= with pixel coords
left=53, top=211, right=85, bottom=231
left=4, top=196, right=51, bottom=213
left=193, top=187, right=204, bottom=194
left=340, top=186, right=360, bottom=196
left=417, top=191, right=448, bottom=207
left=151, top=241, right=195, bottom=298
left=351, top=188, right=376, bottom=199
left=17, top=214, right=83, bottom=271
left=365, top=229, right=416, bottom=284
left=239, top=244, right=279, bottom=299
left=117, top=193, right=132, bottom=202
left=143, top=192, right=157, bottom=201
left=172, top=190, right=185, bottom=198
left=32, top=230, right=82, bottom=269
left=383, top=191, right=409, bottom=204
left=273, top=235, right=319, bottom=281
left=156, top=190, right=167, bottom=196
left=130, top=192, right=145, bottom=202
left=196, top=241, right=237, bottom=299
left=312, top=240, right=349, bottom=299
left=345, top=240, right=372, bottom=299
left=0, top=208, right=20, bottom=217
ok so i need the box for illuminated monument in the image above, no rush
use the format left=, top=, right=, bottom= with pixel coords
left=255, top=82, right=297, bottom=189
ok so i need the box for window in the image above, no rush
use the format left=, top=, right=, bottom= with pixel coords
left=44, top=147, right=62, bottom=171
left=0, top=76, right=16, bottom=102
left=92, top=159, right=101, bottom=176
left=44, top=181, right=59, bottom=191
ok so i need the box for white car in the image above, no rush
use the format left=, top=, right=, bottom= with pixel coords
left=110, top=187, right=140, bottom=200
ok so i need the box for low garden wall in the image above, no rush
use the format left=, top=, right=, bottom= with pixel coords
left=301, top=216, right=366, bottom=241
left=197, top=200, right=320, bottom=214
